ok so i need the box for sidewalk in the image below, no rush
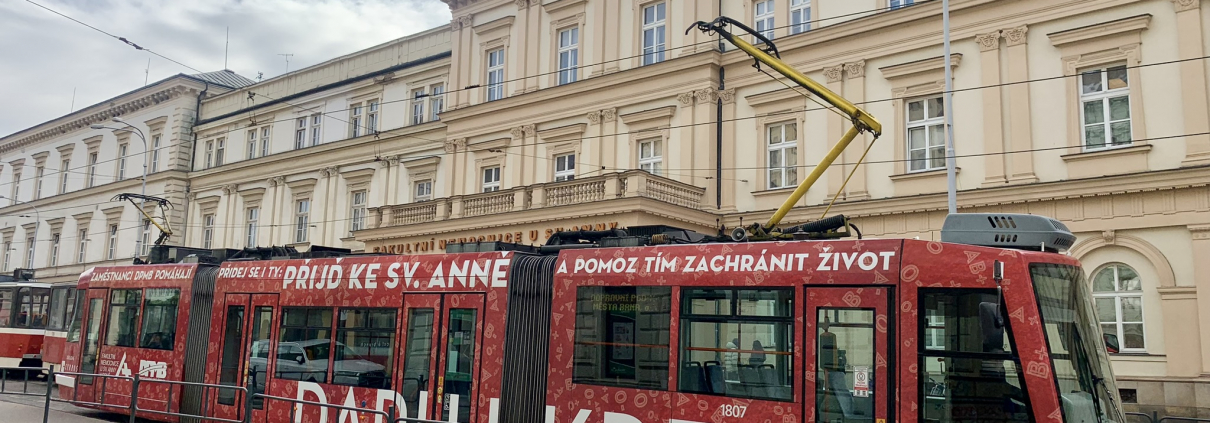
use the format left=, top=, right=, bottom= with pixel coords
left=0, top=401, right=116, bottom=422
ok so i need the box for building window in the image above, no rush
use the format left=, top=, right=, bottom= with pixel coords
left=429, top=87, right=442, bottom=121
left=246, top=207, right=259, bottom=248
left=107, top=225, right=117, bottom=260
left=1093, top=264, right=1144, bottom=352
left=33, top=165, right=44, bottom=200
left=367, top=101, right=380, bottom=133
left=2, top=241, right=9, bottom=271
left=205, top=140, right=215, bottom=168
left=573, top=286, right=671, bottom=389
left=295, top=200, right=311, bottom=243
left=350, top=190, right=367, bottom=233
left=754, top=0, right=775, bottom=41
left=310, top=115, right=322, bottom=146
left=412, top=89, right=426, bottom=125
left=117, top=144, right=128, bottom=180
left=260, top=127, right=271, bottom=157
left=50, top=233, right=60, bottom=267
left=414, top=180, right=433, bottom=202
left=641, top=2, right=667, bottom=65
left=558, top=27, right=579, bottom=85
left=202, top=214, right=215, bottom=249
left=77, top=228, right=87, bottom=263
left=295, top=118, right=307, bottom=149
left=25, top=236, right=35, bottom=268
left=890, top=0, right=914, bottom=8
left=678, top=288, right=793, bottom=401
left=482, top=166, right=501, bottom=192
left=554, top=153, right=576, bottom=181
left=487, top=49, right=505, bottom=101
left=1081, top=65, right=1131, bottom=151
left=59, top=159, right=70, bottom=194
left=767, top=122, right=798, bottom=189
left=140, top=219, right=151, bottom=256
left=791, top=0, right=811, bottom=34
left=351, top=104, right=364, bottom=138
left=215, top=138, right=226, bottom=166
left=87, top=153, right=98, bottom=188
left=150, top=134, right=161, bottom=172
left=247, top=129, right=258, bottom=160
left=639, top=139, right=663, bottom=176
left=907, top=96, right=945, bottom=172
left=11, top=171, right=20, bottom=202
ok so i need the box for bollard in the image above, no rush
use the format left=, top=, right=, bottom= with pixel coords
left=42, top=365, right=54, bottom=423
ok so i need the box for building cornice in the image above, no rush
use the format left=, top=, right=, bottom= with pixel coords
left=0, top=82, right=203, bottom=156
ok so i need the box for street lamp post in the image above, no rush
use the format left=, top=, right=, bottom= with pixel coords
left=92, top=117, right=148, bottom=256
left=0, top=195, right=40, bottom=270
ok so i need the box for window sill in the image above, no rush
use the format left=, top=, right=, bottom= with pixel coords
left=287, top=242, right=311, bottom=250
left=1060, top=143, right=1150, bottom=178
left=888, top=167, right=959, bottom=196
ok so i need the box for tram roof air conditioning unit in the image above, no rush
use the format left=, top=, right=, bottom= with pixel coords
left=940, top=213, right=1075, bottom=253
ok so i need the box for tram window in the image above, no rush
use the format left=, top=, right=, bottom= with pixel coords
left=0, top=289, right=11, bottom=327
left=278, top=308, right=334, bottom=383
left=573, top=286, right=672, bottom=390
left=50, top=288, right=69, bottom=330
left=401, top=309, right=435, bottom=420
left=67, top=290, right=85, bottom=342
left=919, top=290, right=1032, bottom=423
left=81, top=298, right=104, bottom=385
left=678, top=288, right=793, bottom=401
left=815, top=309, right=876, bottom=422
left=218, top=305, right=245, bottom=405
left=139, top=289, right=180, bottom=350
left=105, top=289, right=142, bottom=347
left=334, top=309, right=395, bottom=389
left=248, top=306, right=273, bottom=409
left=16, top=287, right=51, bottom=329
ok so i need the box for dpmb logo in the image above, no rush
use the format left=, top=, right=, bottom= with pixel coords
left=113, top=353, right=168, bottom=379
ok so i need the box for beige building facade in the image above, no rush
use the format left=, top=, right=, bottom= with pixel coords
left=172, top=0, right=1210, bottom=417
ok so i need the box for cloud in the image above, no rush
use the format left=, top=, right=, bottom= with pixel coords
left=0, top=0, right=451, bottom=136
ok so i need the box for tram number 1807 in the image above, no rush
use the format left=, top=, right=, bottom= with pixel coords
left=718, top=404, right=747, bottom=418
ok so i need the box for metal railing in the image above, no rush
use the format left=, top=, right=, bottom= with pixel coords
left=1128, top=412, right=1210, bottom=423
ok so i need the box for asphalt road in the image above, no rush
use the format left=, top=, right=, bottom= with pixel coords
left=0, top=376, right=152, bottom=423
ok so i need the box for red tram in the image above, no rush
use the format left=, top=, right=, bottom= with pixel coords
left=57, top=213, right=1125, bottom=423
left=0, top=275, right=63, bottom=373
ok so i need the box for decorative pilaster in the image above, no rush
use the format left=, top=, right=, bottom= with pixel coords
left=824, top=64, right=846, bottom=198
left=677, top=92, right=695, bottom=108
left=1172, top=0, right=1210, bottom=165
left=978, top=31, right=1008, bottom=187
left=1004, top=25, right=1037, bottom=183
left=1190, top=224, right=1210, bottom=375
left=842, top=60, right=869, bottom=200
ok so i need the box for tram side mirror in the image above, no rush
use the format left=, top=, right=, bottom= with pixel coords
left=1103, top=333, right=1120, bottom=354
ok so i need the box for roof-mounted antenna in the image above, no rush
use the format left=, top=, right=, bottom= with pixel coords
left=278, top=53, right=294, bottom=74
left=224, top=26, right=230, bottom=70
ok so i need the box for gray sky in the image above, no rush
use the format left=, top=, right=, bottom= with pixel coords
left=0, top=0, right=451, bottom=137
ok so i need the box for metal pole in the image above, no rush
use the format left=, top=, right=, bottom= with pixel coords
left=43, top=365, right=54, bottom=423
left=943, top=0, right=958, bottom=214
left=129, top=375, right=140, bottom=423
left=118, top=124, right=148, bottom=257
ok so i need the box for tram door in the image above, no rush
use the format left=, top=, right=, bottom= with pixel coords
left=804, top=287, right=891, bottom=423
left=213, top=293, right=279, bottom=422
left=399, top=293, right=485, bottom=423
left=73, top=288, right=110, bottom=405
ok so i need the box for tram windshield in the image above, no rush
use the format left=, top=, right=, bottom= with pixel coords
left=1031, top=263, right=1125, bottom=423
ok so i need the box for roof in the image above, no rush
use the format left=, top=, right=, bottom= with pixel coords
left=189, top=70, right=257, bottom=89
